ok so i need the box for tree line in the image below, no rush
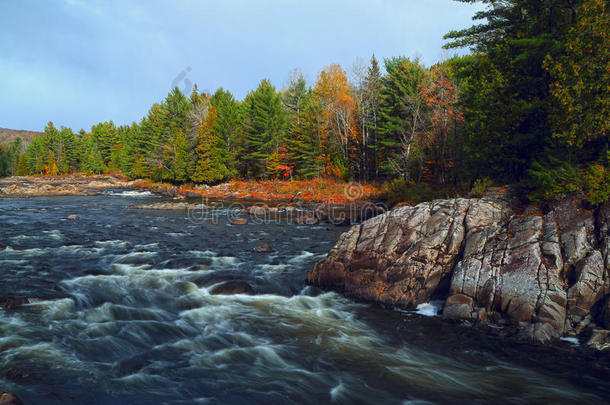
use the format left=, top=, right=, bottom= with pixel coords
left=1, top=0, right=607, bottom=203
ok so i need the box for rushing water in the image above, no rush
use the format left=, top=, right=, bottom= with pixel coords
left=0, top=194, right=609, bottom=404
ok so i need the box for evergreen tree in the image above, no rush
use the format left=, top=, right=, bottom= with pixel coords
left=211, top=88, right=242, bottom=177
left=171, top=130, right=192, bottom=182
left=6, top=137, right=24, bottom=176
left=91, top=121, right=118, bottom=165
left=287, top=94, right=325, bottom=178
left=360, top=55, right=383, bottom=180
left=15, top=154, right=28, bottom=176
left=192, top=107, right=230, bottom=183
left=445, top=0, right=580, bottom=183
left=240, top=79, right=285, bottom=178
left=0, top=144, right=7, bottom=177
left=80, top=135, right=104, bottom=174
left=138, top=103, right=166, bottom=177
left=378, top=57, right=428, bottom=180
left=545, top=0, right=609, bottom=156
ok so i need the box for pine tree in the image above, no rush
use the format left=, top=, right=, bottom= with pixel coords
left=445, top=0, right=580, bottom=183
left=378, top=57, right=428, bottom=180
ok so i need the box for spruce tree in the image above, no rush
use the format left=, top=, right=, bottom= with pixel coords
left=211, top=88, right=242, bottom=177
left=91, top=121, right=118, bottom=165
left=240, top=79, right=285, bottom=178
left=287, top=94, right=324, bottom=178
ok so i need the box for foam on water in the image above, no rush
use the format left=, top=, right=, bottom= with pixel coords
left=415, top=301, right=444, bottom=317
left=560, top=337, right=580, bottom=345
left=108, top=190, right=154, bottom=197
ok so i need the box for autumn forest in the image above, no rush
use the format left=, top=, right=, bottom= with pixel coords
left=1, top=0, right=608, bottom=204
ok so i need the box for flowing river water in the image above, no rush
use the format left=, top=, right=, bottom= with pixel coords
left=0, top=193, right=608, bottom=404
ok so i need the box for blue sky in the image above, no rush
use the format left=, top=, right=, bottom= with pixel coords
left=0, top=0, right=483, bottom=131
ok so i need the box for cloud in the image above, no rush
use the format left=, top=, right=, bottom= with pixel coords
left=0, top=0, right=483, bottom=131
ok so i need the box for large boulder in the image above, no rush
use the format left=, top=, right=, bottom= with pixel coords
left=308, top=194, right=610, bottom=345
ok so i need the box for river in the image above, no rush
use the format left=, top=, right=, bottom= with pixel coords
left=0, top=193, right=608, bottom=404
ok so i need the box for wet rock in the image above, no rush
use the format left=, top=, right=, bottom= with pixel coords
left=308, top=193, right=610, bottom=347
left=66, top=214, right=78, bottom=220
left=209, top=281, right=257, bottom=295
left=253, top=243, right=274, bottom=253
left=587, top=328, right=610, bottom=351
left=246, top=205, right=269, bottom=217
left=0, top=391, right=22, bottom=405
left=0, top=297, right=29, bottom=310
left=308, top=198, right=477, bottom=307
left=231, top=218, right=248, bottom=225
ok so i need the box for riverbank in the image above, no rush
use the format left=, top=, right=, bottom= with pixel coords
left=0, top=174, right=136, bottom=197
left=0, top=175, right=383, bottom=205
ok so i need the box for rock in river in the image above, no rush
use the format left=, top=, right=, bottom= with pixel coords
left=0, top=296, right=29, bottom=310
left=209, top=281, right=257, bottom=295
left=308, top=191, right=610, bottom=346
left=0, top=391, right=22, bottom=405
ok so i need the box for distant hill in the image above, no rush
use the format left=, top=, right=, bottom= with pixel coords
left=0, top=128, right=41, bottom=146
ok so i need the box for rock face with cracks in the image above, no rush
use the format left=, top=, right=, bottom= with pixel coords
left=307, top=192, right=610, bottom=348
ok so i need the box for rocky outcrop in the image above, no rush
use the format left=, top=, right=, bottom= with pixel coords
left=308, top=192, right=610, bottom=347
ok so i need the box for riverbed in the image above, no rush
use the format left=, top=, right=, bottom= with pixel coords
left=0, top=193, right=608, bottom=404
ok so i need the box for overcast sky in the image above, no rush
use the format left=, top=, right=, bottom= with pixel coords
left=0, top=0, right=483, bottom=131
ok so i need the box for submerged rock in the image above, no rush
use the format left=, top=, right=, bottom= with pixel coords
left=308, top=193, right=610, bottom=346
left=0, top=296, right=29, bottom=310
left=66, top=214, right=78, bottom=220
left=209, top=281, right=257, bottom=295
left=231, top=218, right=248, bottom=225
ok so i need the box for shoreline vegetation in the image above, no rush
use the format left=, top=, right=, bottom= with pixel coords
left=0, top=173, right=385, bottom=205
